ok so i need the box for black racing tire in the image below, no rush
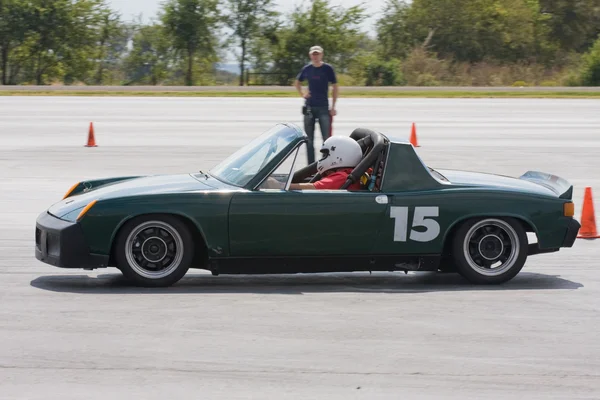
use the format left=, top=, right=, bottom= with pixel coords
left=452, top=217, right=528, bottom=284
left=114, top=214, right=194, bottom=287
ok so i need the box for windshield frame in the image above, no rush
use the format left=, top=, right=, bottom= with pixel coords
left=208, top=123, right=306, bottom=189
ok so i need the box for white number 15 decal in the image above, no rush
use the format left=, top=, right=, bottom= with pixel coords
left=390, top=206, right=440, bottom=242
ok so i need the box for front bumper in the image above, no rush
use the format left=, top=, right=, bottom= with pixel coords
left=35, top=211, right=109, bottom=269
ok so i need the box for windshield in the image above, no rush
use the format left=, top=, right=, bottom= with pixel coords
left=209, top=124, right=303, bottom=187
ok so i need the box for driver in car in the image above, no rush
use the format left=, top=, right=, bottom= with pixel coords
left=289, top=135, right=363, bottom=191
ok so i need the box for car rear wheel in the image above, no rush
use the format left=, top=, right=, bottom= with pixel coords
left=452, top=217, right=528, bottom=284
left=114, top=215, right=194, bottom=287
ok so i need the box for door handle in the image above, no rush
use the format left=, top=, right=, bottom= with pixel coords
left=375, top=195, right=388, bottom=204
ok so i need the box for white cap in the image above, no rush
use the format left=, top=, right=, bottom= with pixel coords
left=309, top=46, right=323, bottom=54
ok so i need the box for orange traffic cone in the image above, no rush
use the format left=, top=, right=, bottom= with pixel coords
left=577, top=187, right=600, bottom=239
left=85, top=122, right=97, bottom=147
left=410, top=122, right=419, bottom=147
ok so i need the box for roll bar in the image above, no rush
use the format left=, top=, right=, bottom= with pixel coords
left=340, top=128, right=387, bottom=190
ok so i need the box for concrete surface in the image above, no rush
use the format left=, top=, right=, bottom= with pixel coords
left=1, top=97, right=599, bottom=399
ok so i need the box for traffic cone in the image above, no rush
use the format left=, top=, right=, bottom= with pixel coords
left=410, top=122, right=419, bottom=147
left=85, top=122, right=97, bottom=147
left=577, top=187, right=600, bottom=239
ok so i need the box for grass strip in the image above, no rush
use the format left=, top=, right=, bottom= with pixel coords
left=2, top=90, right=600, bottom=98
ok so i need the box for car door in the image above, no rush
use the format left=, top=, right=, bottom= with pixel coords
left=227, top=189, right=391, bottom=257
left=369, top=191, right=445, bottom=256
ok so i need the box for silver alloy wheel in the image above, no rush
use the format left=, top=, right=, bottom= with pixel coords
left=125, top=220, right=184, bottom=279
left=463, top=219, right=520, bottom=277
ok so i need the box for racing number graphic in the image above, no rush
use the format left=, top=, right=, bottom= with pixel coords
left=390, top=206, right=440, bottom=242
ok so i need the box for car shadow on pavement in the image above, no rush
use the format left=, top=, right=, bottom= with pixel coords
left=30, top=271, right=583, bottom=295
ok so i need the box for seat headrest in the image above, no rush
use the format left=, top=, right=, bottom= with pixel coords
left=341, top=128, right=386, bottom=189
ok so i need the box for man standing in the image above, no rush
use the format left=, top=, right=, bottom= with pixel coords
left=294, top=45, right=339, bottom=164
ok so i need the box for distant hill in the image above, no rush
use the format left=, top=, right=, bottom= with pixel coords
left=215, top=63, right=241, bottom=75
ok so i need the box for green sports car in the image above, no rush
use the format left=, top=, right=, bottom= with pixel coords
left=35, top=123, right=580, bottom=287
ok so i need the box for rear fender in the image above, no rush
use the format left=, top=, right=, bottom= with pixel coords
left=442, top=213, right=538, bottom=250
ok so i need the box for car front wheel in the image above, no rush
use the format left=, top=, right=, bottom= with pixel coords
left=114, top=215, right=194, bottom=287
left=452, top=217, right=528, bottom=284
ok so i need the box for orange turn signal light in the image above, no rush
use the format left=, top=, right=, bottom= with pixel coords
left=77, top=200, right=97, bottom=221
left=63, top=182, right=80, bottom=199
left=563, top=202, right=574, bottom=217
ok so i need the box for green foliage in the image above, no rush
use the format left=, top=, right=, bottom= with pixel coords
left=225, top=0, right=278, bottom=85
left=376, top=0, right=412, bottom=60
left=268, top=0, right=368, bottom=83
left=1, top=0, right=599, bottom=87
left=91, top=10, right=133, bottom=84
left=580, top=36, right=600, bottom=86
left=0, top=0, right=28, bottom=84
left=401, top=48, right=451, bottom=85
left=539, top=0, right=600, bottom=52
left=26, top=0, right=106, bottom=84
left=161, top=0, right=222, bottom=85
left=124, top=24, right=173, bottom=85
left=0, top=0, right=129, bottom=85
left=403, top=0, right=545, bottom=63
left=363, top=56, right=405, bottom=86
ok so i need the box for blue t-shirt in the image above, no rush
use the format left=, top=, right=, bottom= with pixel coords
left=297, top=63, right=337, bottom=108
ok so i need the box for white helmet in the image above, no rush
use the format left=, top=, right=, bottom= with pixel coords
left=317, top=136, right=362, bottom=175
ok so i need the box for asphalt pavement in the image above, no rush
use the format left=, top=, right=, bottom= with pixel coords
left=1, top=96, right=599, bottom=399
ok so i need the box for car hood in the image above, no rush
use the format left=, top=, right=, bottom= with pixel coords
left=48, top=173, right=232, bottom=219
left=436, top=169, right=559, bottom=197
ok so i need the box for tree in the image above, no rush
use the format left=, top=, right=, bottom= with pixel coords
left=0, top=0, right=29, bottom=84
left=124, top=23, right=173, bottom=85
left=376, top=0, right=413, bottom=60
left=225, top=0, right=278, bottom=86
left=161, top=0, right=222, bottom=86
left=18, top=0, right=107, bottom=85
left=92, top=9, right=131, bottom=84
left=580, top=35, right=600, bottom=85
left=405, top=0, right=543, bottom=63
left=539, top=0, right=600, bottom=53
left=0, top=0, right=127, bottom=85
left=270, top=0, right=367, bottom=83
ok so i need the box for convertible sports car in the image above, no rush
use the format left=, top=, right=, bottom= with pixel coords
left=35, top=123, right=580, bottom=287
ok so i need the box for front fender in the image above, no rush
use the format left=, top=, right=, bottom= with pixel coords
left=77, top=192, right=233, bottom=259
